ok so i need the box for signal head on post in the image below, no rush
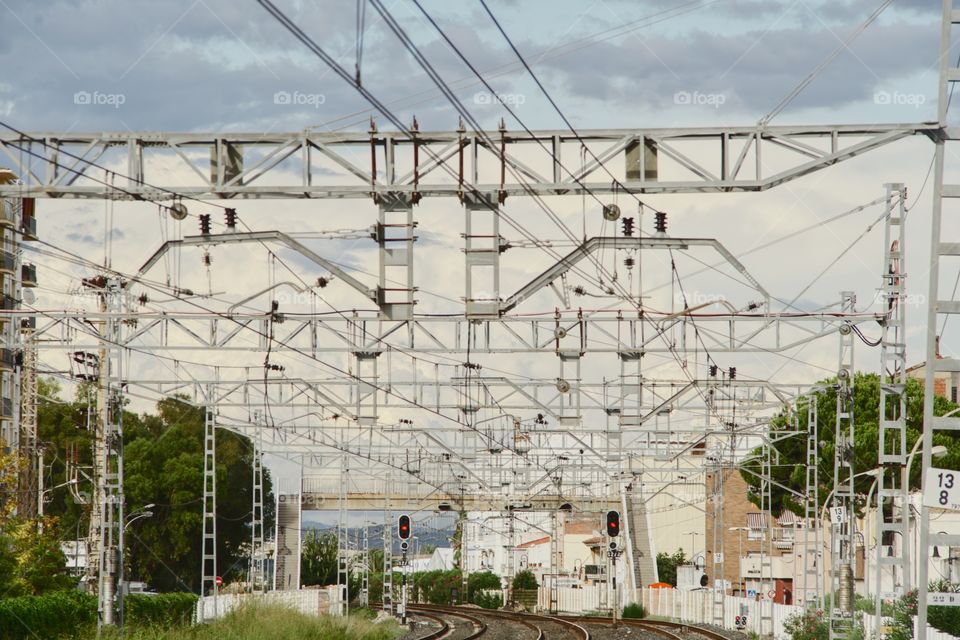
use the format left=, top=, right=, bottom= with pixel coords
left=605, top=510, right=620, bottom=538
left=398, top=514, right=411, bottom=540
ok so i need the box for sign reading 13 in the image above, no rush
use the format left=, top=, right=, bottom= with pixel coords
left=924, top=468, right=960, bottom=511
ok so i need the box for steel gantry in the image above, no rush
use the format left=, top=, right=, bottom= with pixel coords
left=0, top=125, right=937, bottom=200
left=0, top=45, right=952, bottom=629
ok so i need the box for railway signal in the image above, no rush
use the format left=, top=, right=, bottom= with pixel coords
left=606, top=510, right=620, bottom=538
left=398, top=514, right=411, bottom=540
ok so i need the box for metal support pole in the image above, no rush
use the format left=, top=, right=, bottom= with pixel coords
left=829, top=292, right=856, bottom=640
left=200, top=383, right=218, bottom=619
left=875, top=184, right=908, bottom=638
left=337, top=456, right=349, bottom=615
left=803, top=395, right=821, bottom=609
left=250, top=433, right=264, bottom=593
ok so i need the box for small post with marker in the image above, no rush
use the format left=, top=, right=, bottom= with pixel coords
left=398, top=514, right=411, bottom=626
left=606, top=510, right=621, bottom=628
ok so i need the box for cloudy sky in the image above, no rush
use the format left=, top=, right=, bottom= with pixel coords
left=0, top=0, right=952, bottom=490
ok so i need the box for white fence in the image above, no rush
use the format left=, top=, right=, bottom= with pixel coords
left=537, top=586, right=803, bottom=639
left=641, top=588, right=802, bottom=640
left=862, top=611, right=960, bottom=640
left=194, top=588, right=336, bottom=622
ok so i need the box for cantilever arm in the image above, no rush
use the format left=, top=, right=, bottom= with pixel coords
left=502, top=236, right=770, bottom=313
left=138, top=230, right=377, bottom=302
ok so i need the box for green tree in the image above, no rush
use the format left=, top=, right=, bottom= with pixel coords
left=467, top=570, right=502, bottom=604
left=740, top=374, right=960, bottom=516
left=36, top=383, right=273, bottom=593
left=7, top=518, right=74, bottom=595
left=656, top=550, right=687, bottom=586
left=301, top=529, right=338, bottom=586
left=512, top=569, right=538, bottom=590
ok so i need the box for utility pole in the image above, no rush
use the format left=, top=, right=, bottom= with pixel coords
left=829, top=292, right=856, bottom=640
left=80, top=276, right=125, bottom=630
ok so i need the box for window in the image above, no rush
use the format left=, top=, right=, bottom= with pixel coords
left=747, top=513, right=766, bottom=540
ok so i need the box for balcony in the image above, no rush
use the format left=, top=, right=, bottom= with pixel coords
left=0, top=252, right=13, bottom=274
left=0, top=349, right=14, bottom=370
left=0, top=296, right=14, bottom=311
left=20, top=215, right=36, bottom=241
left=21, top=263, right=36, bottom=288
left=0, top=202, right=13, bottom=227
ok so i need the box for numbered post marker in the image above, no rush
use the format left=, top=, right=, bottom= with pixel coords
left=924, top=468, right=960, bottom=511
left=927, top=592, right=960, bottom=607
left=830, top=506, right=847, bottom=523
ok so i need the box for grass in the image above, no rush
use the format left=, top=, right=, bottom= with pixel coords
left=96, top=603, right=402, bottom=640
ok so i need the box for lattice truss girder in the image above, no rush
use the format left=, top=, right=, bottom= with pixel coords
left=0, top=125, right=935, bottom=198
left=261, top=446, right=717, bottom=507
left=25, top=309, right=875, bottom=354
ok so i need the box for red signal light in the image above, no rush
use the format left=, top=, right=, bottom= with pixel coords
left=605, top=510, right=620, bottom=538
left=398, top=514, right=411, bottom=540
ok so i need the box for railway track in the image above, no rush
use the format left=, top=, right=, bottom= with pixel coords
left=400, top=605, right=488, bottom=640
left=409, top=604, right=586, bottom=640
left=628, top=618, right=733, bottom=640
left=387, top=603, right=735, bottom=640
left=556, top=613, right=737, bottom=640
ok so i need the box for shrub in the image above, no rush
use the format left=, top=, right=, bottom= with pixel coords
left=622, top=602, right=646, bottom=619
left=466, top=571, right=501, bottom=604
left=0, top=590, right=96, bottom=640
left=512, top=570, right=538, bottom=591
left=410, top=569, right=462, bottom=605
left=124, top=592, right=198, bottom=627
left=473, top=591, right=503, bottom=610
left=783, top=607, right=829, bottom=640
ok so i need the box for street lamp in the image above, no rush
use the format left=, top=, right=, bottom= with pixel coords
left=729, top=527, right=749, bottom=595
left=119, top=504, right=156, bottom=632
left=864, top=445, right=945, bottom=595
left=686, top=531, right=702, bottom=559
left=124, top=504, right=155, bottom=531
left=817, top=468, right=881, bottom=601
left=906, top=440, right=948, bottom=482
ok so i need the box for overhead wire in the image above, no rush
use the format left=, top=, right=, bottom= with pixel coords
left=758, top=0, right=894, bottom=125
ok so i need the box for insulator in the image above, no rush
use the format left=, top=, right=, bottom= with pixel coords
left=602, top=204, right=621, bottom=221
left=621, top=217, right=635, bottom=237
left=709, top=364, right=718, bottom=377
left=654, top=211, right=667, bottom=233
left=137, top=293, right=149, bottom=306
left=202, top=252, right=211, bottom=267
left=224, top=208, right=237, bottom=229
left=624, top=257, right=635, bottom=269
left=729, top=366, right=736, bottom=380
left=199, top=214, right=211, bottom=235
left=317, top=277, right=329, bottom=288
left=573, top=285, right=586, bottom=296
